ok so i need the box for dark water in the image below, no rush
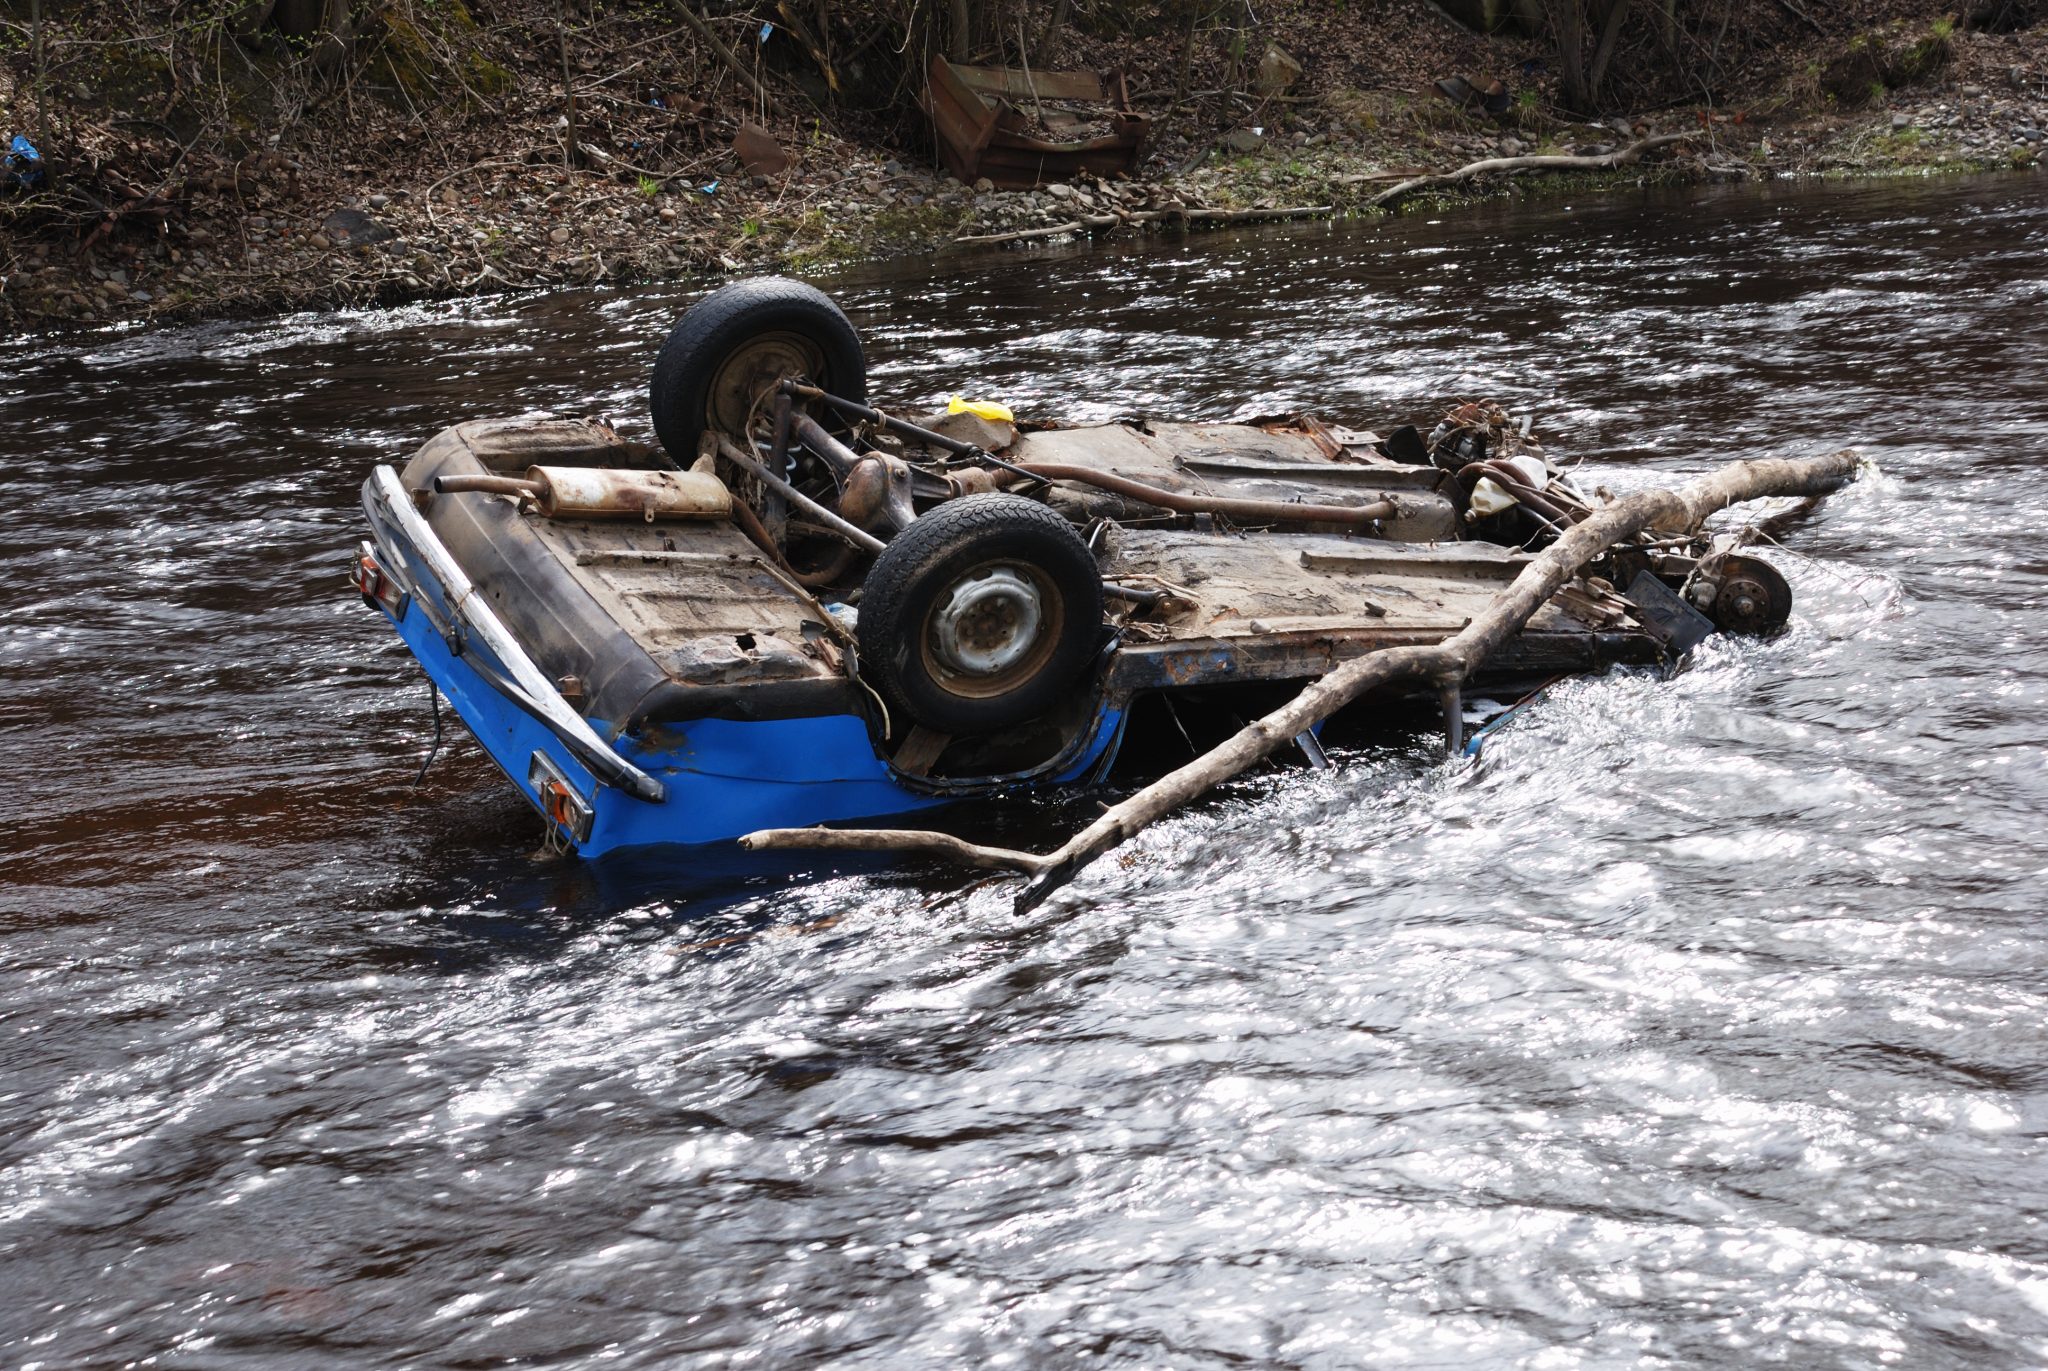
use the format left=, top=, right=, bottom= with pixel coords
left=4, top=174, right=2047, bottom=1368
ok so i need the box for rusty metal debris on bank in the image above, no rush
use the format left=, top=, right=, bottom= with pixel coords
left=924, top=56, right=1150, bottom=188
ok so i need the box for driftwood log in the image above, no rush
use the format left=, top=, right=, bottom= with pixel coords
left=742, top=449, right=1862, bottom=911
left=951, top=132, right=1689, bottom=248
left=1368, top=132, right=1691, bottom=210
left=952, top=203, right=1335, bottom=247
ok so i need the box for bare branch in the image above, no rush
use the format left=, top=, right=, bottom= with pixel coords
left=740, top=827, right=1050, bottom=872
left=1369, top=132, right=1691, bottom=210
left=743, top=450, right=1865, bottom=910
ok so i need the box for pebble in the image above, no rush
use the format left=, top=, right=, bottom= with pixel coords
left=368, top=193, right=390, bottom=209
left=1893, top=112, right=1914, bottom=129
left=310, top=233, right=331, bottom=250
left=658, top=206, right=677, bottom=222
left=549, top=225, right=571, bottom=243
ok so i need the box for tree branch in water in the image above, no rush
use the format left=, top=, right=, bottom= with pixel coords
left=742, top=450, right=1863, bottom=910
left=1369, top=132, right=1692, bottom=211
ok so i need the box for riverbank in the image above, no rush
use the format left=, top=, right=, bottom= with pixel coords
left=1, top=3, right=2041, bottom=331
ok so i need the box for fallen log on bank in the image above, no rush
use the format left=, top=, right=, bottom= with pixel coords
left=742, top=449, right=1862, bottom=911
left=950, top=132, right=1690, bottom=248
left=952, top=203, right=1335, bottom=247
left=1367, top=132, right=1691, bottom=210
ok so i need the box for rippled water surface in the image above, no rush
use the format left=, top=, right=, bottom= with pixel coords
left=4, top=174, right=2047, bottom=1368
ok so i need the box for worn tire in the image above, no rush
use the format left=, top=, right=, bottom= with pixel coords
left=649, top=277, right=865, bottom=460
left=858, top=494, right=1104, bottom=735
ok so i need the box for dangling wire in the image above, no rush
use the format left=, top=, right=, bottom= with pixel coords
left=412, top=681, right=445, bottom=787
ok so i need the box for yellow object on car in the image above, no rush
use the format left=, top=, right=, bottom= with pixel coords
left=947, top=395, right=1015, bottom=423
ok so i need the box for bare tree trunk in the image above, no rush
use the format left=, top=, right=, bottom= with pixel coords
left=1586, top=0, right=1635, bottom=106
left=30, top=0, right=50, bottom=162
left=557, top=1, right=580, bottom=170
left=1172, top=2, right=1201, bottom=103
left=1041, top=0, right=1072, bottom=53
left=741, top=449, right=1865, bottom=910
left=1551, top=0, right=1590, bottom=109
left=948, top=0, right=972, bottom=62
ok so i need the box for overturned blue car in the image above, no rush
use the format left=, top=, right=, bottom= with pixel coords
left=354, top=278, right=1791, bottom=856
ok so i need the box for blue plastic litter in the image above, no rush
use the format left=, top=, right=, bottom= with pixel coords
left=4, top=136, right=44, bottom=190
left=698, top=180, right=720, bottom=195
left=758, top=21, right=773, bottom=42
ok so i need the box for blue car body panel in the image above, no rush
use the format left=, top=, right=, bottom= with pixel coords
left=382, top=590, right=1124, bottom=855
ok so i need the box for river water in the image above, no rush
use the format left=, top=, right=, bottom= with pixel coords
left=3, top=173, right=2045, bottom=1368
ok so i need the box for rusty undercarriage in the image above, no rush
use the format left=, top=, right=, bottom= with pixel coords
left=354, top=278, right=1857, bottom=873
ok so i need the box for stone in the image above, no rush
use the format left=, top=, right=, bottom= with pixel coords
left=368, top=192, right=390, bottom=209
left=973, top=177, right=994, bottom=193
left=658, top=205, right=678, bottom=222
left=309, top=233, right=332, bottom=250
left=883, top=159, right=903, bottom=175
left=322, top=208, right=393, bottom=246
left=1253, top=43, right=1302, bottom=96
left=550, top=225, right=572, bottom=243
left=1223, top=127, right=1265, bottom=154
left=732, top=121, right=790, bottom=177
left=1893, top=112, right=1914, bottom=129
left=1046, top=182, right=1075, bottom=199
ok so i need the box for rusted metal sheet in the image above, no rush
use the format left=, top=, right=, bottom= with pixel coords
left=925, top=56, right=1150, bottom=189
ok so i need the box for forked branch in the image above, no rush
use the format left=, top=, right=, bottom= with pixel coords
left=1368, top=132, right=1691, bottom=210
left=741, top=450, right=1863, bottom=911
